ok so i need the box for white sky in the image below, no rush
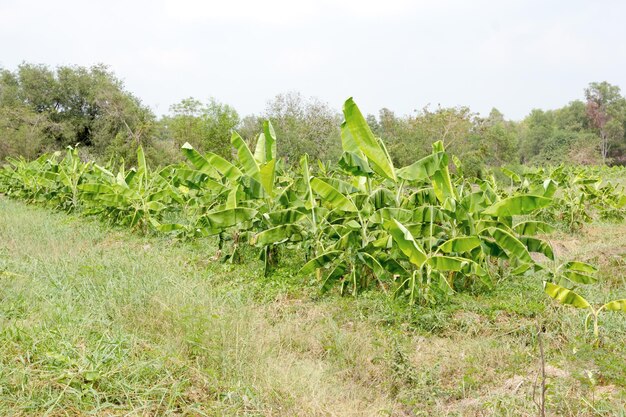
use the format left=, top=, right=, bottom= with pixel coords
left=1, top=0, right=625, bottom=120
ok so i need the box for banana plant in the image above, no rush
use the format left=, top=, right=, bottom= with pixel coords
left=544, top=282, right=626, bottom=343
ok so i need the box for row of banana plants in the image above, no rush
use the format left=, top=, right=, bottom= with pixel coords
left=1, top=98, right=624, bottom=311
left=501, top=164, right=626, bottom=230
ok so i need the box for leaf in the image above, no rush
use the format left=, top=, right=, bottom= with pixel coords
left=206, top=152, right=242, bottom=180
left=562, top=270, right=597, bottom=285
left=428, top=256, right=488, bottom=279
left=544, top=281, right=590, bottom=309
left=486, top=227, right=532, bottom=263
left=602, top=299, right=626, bottom=312
left=384, top=219, right=427, bottom=268
left=439, top=236, right=481, bottom=253
left=253, top=120, right=277, bottom=165
left=259, top=159, right=276, bottom=197
left=561, top=261, right=597, bottom=284
left=310, top=177, right=358, bottom=212
left=254, top=224, right=302, bottom=246
left=136, top=146, right=147, bottom=176
left=201, top=208, right=257, bottom=230
left=343, top=97, right=396, bottom=181
left=501, top=167, right=521, bottom=183
left=231, top=131, right=260, bottom=180
left=338, top=151, right=373, bottom=177
left=563, top=261, right=598, bottom=274
left=427, top=256, right=468, bottom=272
left=513, top=221, right=555, bottom=235
left=265, top=208, right=307, bottom=225
left=181, top=143, right=220, bottom=178
left=321, top=262, right=347, bottom=294
left=483, top=195, right=553, bottom=217
left=396, top=151, right=446, bottom=182
left=519, top=237, right=555, bottom=260
left=299, top=251, right=343, bottom=275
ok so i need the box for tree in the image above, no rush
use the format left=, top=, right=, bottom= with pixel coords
left=0, top=63, right=156, bottom=163
left=165, top=97, right=239, bottom=159
left=262, top=92, right=341, bottom=164
left=585, top=82, right=626, bottom=164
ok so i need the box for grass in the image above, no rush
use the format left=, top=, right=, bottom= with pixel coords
left=0, top=197, right=625, bottom=416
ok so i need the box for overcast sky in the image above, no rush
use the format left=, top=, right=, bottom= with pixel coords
left=1, top=0, right=625, bottom=120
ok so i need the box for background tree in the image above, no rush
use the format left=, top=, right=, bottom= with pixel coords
left=164, top=97, right=239, bottom=159
left=262, top=92, right=342, bottom=164
left=0, top=63, right=156, bottom=163
left=585, top=81, right=626, bottom=164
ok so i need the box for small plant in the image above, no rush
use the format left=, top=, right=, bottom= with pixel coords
left=543, top=281, right=626, bottom=344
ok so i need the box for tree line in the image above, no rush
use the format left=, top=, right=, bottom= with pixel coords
left=1, top=63, right=625, bottom=174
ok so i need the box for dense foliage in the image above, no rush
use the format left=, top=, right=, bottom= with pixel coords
left=2, top=98, right=625, bottom=315
left=2, top=63, right=626, bottom=172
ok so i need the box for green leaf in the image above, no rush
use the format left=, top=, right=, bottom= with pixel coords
left=544, top=281, right=590, bottom=309
left=563, top=261, right=598, bottom=274
left=205, top=152, right=242, bottom=180
left=254, top=224, right=302, bottom=246
left=181, top=143, right=220, bottom=178
left=231, top=131, right=260, bottom=180
left=338, top=151, right=373, bottom=177
left=602, top=299, right=626, bottom=312
left=259, top=159, right=276, bottom=197
left=561, top=261, right=597, bottom=284
left=439, top=236, right=481, bottom=253
left=343, top=97, right=396, bottom=181
left=254, top=120, right=277, bottom=164
left=513, top=221, right=555, bottom=235
left=396, top=151, right=446, bottom=182
left=157, top=223, right=187, bottom=233
left=487, top=227, right=532, bottom=263
left=321, top=262, right=347, bottom=294
left=519, top=237, right=554, bottom=260
left=483, top=195, right=553, bottom=217
left=310, top=177, right=358, bottom=212
left=384, top=219, right=427, bottom=268
left=562, top=270, right=597, bottom=285
left=201, top=208, right=257, bottom=230
left=299, top=251, right=343, bottom=275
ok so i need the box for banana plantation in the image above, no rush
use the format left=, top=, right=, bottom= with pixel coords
left=1, top=98, right=625, bottom=313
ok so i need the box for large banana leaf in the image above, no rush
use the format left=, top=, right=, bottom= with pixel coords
left=483, top=195, right=552, bottom=217
left=181, top=143, right=220, bottom=179
left=310, top=178, right=358, bottom=212
left=485, top=227, right=532, bottom=263
left=519, top=237, right=554, bottom=260
left=385, top=219, right=427, bottom=268
left=342, top=98, right=396, bottom=181
left=397, top=151, right=446, bottom=182
left=231, top=132, right=260, bottom=181
left=200, top=208, right=257, bottom=230
left=254, top=224, right=302, bottom=245
left=439, top=236, right=481, bottom=253
left=544, top=282, right=590, bottom=309
left=300, top=250, right=343, bottom=274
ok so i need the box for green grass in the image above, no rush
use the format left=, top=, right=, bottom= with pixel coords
left=1, top=197, right=625, bottom=416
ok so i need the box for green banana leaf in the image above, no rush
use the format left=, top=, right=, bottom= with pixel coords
left=385, top=219, right=427, bottom=268
left=483, top=195, right=552, bottom=217
left=544, top=282, right=590, bottom=309
left=342, top=97, right=396, bottom=181
left=310, top=178, right=358, bottom=212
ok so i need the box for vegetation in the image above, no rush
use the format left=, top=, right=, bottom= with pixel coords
left=1, top=98, right=625, bottom=308
left=2, top=63, right=626, bottom=171
left=1, top=180, right=625, bottom=415
left=1, top=63, right=625, bottom=415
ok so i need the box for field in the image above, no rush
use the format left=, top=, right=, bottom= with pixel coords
left=1, top=195, right=625, bottom=416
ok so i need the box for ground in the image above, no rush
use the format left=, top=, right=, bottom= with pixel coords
left=0, top=197, right=625, bottom=416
